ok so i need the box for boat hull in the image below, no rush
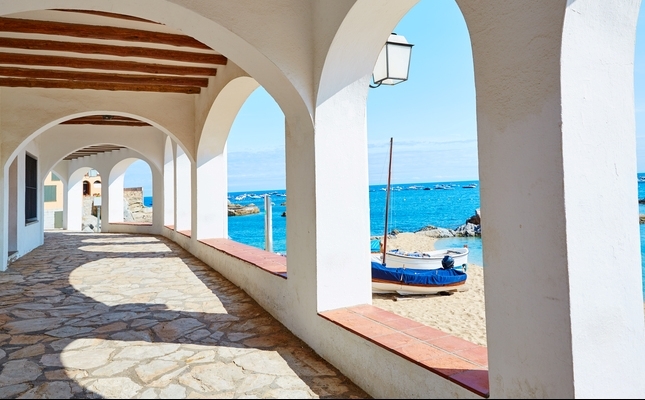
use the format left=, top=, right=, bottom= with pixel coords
left=372, top=279, right=467, bottom=295
left=375, top=247, right=469, bottom=270
left=371, top=261, right=468, bottom=296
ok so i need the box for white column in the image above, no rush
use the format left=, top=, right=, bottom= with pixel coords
left=108, top=174, right=124, bottom=223
left=0, top=171, right=6, bottom=271
left=152, top=166, right=163, bottom=230
left=195, top=151, right=227, bottom=239
left=61, top=179, right=68, bottom=230
left=164, top=138, right=175, bottom=227
left=286, top=76, right=372, bottom=314
left=461, top=1, right=645, bottom=397
left=0, top=156, right=19, bottom=271
left=175, top=146, right=192, bottom=232
left=66, top=177, right=84, bottom=231
left=8, top=157, right=17, bottom=254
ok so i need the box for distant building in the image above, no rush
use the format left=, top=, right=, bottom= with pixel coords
left=44, top=169, right=102, bottom=230
left=43, top=171, right=64, bottom=229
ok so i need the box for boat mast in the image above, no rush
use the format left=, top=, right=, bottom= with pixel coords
left=382, top=137, right=393, bottom=266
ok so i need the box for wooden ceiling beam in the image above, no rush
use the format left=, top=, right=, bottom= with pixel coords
left=64, top=116, right=142, bottom=122
left=61, top=116, right=150, bottom=126
left=62, top=121, right=148, bottom=126
left=0, top=77, right=201, bottom=93
left=0, top=53, right=218, bottom=76
left=0, top=37, right=227, bottom=64
left=52, top=9, right=160, bottom=24
left=0, top=17, right=210, bottom=49
left=0, top=67, right=209, bottom=87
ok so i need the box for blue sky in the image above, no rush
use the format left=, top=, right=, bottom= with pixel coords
left=126, top=1, right=645, bottom=195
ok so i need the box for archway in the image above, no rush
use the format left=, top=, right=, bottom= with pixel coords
left=364, top=0, right=482, bottom=346
left=122, top=159, right=154, bottom=224
left=225, top=86, right=286, bottom=252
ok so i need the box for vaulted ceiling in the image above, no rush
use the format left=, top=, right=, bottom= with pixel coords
left=2, top=9, right=227, bottom=159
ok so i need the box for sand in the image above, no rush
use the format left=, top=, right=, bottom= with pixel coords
left=372, top=232, right=645, bottom=348
left=371, top=232, right=487, bottom=347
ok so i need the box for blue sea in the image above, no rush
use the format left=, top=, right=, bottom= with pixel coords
left=226, top=175, right=645, bottom=299
left=226, top=181, right=483, bottom=263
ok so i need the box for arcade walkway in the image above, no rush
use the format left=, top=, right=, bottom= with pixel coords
left=0, top=232, right=369, bottom=399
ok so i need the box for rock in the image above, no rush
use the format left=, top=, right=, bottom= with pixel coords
left=454, top=222, right=481, bottom=237
left=123, top=187, right=152, bottom=223
left=640, top=214, right=645, bottom=224
left=466, top=208, right=481, bottom=225
left=451, top=208, right=482, bottom=237
left=415, top=228, right=455, bottom=238
left=416, top=225, right=438, bottom=232
left=228, top=203, right=260, bottom=217
left=281, top=212, right=286, bottom=217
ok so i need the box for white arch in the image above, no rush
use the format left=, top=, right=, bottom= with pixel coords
left=37, top=123, right=164, bottom=177
left=316, top=0, right=419, bottom=106
left=108, top=158, right=143, bottom=224
left=0, top=0, right=314, bottom=148
left=195, top=76, right=260, bottom=239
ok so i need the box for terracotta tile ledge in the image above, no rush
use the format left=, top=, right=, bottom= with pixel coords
left=198, top=238, right=287, bottom=279
left=319, top=304, right=489, bottom=398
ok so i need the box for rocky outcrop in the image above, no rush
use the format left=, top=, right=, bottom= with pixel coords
left=415, top=225, right=455, bottom=238
left=123, top=187, right=152, bottom=223
left=414, top=208, right=482, bottom=238
left=453, top=209, right=481, bottom=237
left=228, top=201, right=260, bottom=216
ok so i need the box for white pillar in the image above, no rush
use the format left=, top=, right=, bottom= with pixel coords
left=195, top=151, right=227, bottom=239
left=460, top=1, right=645, bottom=397
left=152, top=165, right=163, bottom=230
left=8, top=157, right=17, bottom=254
left=0, top=175, right=6, bottom=271
left=61, top=179, right=68, bottom=230
left=108, top=173, right=124, bottom=223
left=286, top=76, right=372, bottom=315
left=0, top=156, right=19, bottom=271
left=66, top=176, right=84, bottom=231
left=164, top=138, right=175, bottom=227
left=175, top=146, right=192, bottom=232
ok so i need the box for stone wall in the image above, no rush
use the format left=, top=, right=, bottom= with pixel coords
left=79, top=189, right=152, bottom=231
left=123, top=187, right=152, bottom=223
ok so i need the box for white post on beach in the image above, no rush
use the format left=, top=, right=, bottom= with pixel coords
left=264, top=195, right=273, bottom=252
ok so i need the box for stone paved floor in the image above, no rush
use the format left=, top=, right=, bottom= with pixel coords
left=0, top=232, right=370, bottom=399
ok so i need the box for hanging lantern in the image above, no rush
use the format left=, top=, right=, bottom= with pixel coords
left=371, top=33, right=414, bottom=88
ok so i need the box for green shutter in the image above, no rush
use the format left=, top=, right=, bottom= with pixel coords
left=44, top=185, right=57, bottom=202
left=51, top=173, right=60, bottom=181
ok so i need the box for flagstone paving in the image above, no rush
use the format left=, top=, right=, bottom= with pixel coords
left=0, top=232, right=369, bottom=399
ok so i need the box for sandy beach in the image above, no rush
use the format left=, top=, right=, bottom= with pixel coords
left=371, top=232, right=487, bottom=347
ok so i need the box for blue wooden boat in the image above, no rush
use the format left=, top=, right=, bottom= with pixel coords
left=371, top=261, right=468, bottom=295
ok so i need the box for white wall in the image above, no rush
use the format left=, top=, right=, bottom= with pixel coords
left=18, top=143, right=44, bottom=258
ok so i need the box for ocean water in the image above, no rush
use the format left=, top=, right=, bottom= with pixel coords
left=227, top=181, right=482, bottom=263
left=228, top=176, right=645, bottom=299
